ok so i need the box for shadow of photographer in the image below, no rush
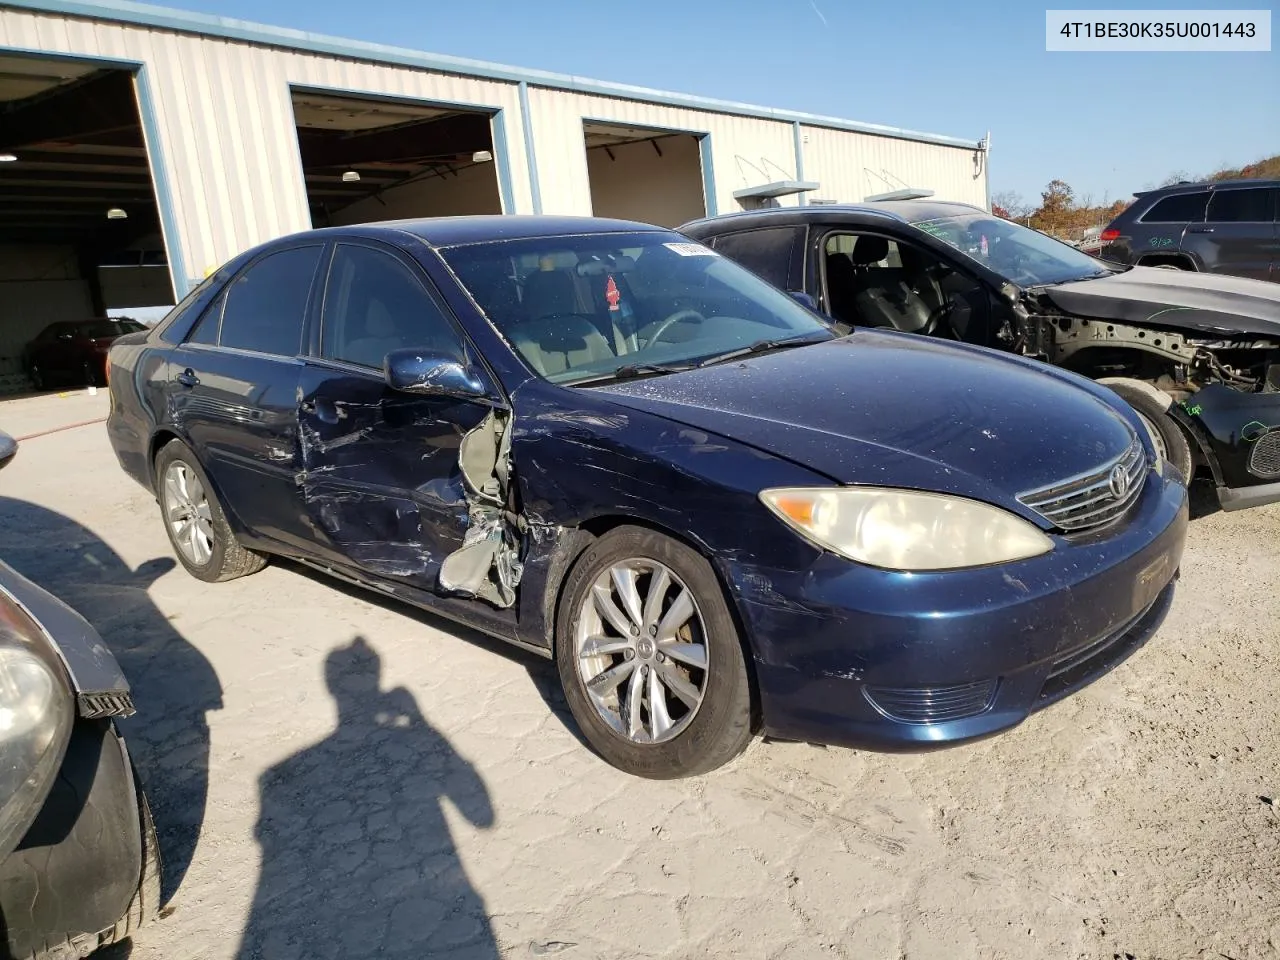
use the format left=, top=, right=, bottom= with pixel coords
left=236, top=635, right=498, bottom=959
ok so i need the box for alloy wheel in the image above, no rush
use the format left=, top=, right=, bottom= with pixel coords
left=574, top=559, right=709, bottom=744
left=162, top=461, right=215, bottom=566
left=1135, top=409, right=1169, bottom=462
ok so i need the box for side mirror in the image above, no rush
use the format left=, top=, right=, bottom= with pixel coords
left=0, top=431, right=16, bottom=471
left=384, top=348, right=489, bottom=400
left=789, top=290, right=819, bottom=311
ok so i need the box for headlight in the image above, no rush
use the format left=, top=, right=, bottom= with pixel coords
left=0, top=590, right=74, bottom=860
left=759, top=486, right=1054, bottom=571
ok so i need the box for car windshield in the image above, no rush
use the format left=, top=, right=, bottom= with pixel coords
left=440, top=232, right=834, bottom=384
left=912, top=213, right=1117, bottom=286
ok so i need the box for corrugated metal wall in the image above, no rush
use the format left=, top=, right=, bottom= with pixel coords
left=0, top=6, right=986, bottom=300
left=800, top=125, right=987, bottom=207
left=0, top=7, right=532, bottom=293
left=526, top=86, right=801, bottom=218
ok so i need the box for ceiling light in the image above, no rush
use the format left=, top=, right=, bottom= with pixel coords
left=471, top=150, right=493, bottom=163
left=341, top=170, right=361, bottom=182
left=0, top=154, right=16, bottom=162
left=106, top=207, right=128, bottom=219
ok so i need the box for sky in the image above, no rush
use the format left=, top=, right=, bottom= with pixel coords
left=155, top=0, right=1277, bottom=207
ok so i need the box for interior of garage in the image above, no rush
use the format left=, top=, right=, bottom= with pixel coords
left=0, top=53, right=172, bottom=393
left=291, top=89, right=503, bottom=228
left=583, top=122, right=707, bottom=228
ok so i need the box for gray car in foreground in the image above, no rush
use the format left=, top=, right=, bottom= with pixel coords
left=0, top=431, right=159, bottom=959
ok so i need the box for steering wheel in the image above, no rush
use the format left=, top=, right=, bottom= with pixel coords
left=644, top=309, right=706, bottom=346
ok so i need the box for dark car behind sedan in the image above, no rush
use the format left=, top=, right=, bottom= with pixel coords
left=1097, top=179, right=1278, bottom=281
left=0, top=432, right=159, bottom=958
left=106, top=216, right=1186, bottom=778
left=682, top=201, right=1280, bottom=513
left=22, top=318, right=147, bottom=390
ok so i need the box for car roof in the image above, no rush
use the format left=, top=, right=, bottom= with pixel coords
left=1134, top=178, right=1280, bottom=197
left=290, top=215, right=674, bottom=248
left=680, top=199, right=986, bottom=233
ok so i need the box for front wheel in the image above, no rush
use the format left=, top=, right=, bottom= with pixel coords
left=555, top=526, right=753, bottom=778
left=154, top=439, right=267, bottom=582
left=1105, top=383, right=1193, bottom=483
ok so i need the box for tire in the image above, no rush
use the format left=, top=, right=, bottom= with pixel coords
left=82, top=361, right=101, bottom=388
left=1105, top=382, right=1194, bottom=483
left=29, top=364, right=45, bottom=391
left=555, top=526, right=753, bottom=778
left=100, top=768, right=162, bottom=951
left=154, top=439, right=267, bottom=582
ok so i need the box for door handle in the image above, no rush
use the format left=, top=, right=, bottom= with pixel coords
left=175, top=368, right=200, bottom=388
left=1188, top=226, right=1215, bottom=234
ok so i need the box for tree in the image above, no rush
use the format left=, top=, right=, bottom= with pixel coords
left=1032, top=179, right=1075, bottom=235
left=991, top=190, right=1030, bottom=222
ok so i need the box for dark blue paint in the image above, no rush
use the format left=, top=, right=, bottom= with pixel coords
left=107, top=217, right=1189, bottom=752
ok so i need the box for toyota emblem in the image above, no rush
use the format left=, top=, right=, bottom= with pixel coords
left=1108, top=463, right=1130, bottom=499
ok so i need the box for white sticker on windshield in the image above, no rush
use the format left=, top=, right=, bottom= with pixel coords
left=664, top=242, right=717, bottom=257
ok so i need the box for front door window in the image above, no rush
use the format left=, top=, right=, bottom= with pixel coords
left=821, top=232, right=994, bottom=343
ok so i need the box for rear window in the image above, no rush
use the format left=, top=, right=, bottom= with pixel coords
left=1207, top=187, right=1274, bottom=223
left=710, top=227, right=800, bottom=289
left=1139, top=192, right=1208, bottom=223
left=76, top=320, right=129, bottom=338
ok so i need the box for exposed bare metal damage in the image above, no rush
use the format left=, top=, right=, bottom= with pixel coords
left=438, top=409, right=524, bottom=608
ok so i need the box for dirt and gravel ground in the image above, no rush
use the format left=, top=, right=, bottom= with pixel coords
left=1, top=390, right=1277, bottom=960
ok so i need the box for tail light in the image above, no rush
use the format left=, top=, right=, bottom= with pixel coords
left=1100, top=229, right=1120, bottom=242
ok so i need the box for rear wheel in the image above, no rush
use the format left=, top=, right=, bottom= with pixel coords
left=28, top=364, right=45, bottom=391
left=1105, top=383, right=1193, bottom=483
left=555, top=526, right=753, bottom=778
left=154, top=439, right=266, bottom=582
left=82, top=361, right=102, bottom=388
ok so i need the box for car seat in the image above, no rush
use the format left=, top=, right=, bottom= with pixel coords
left=522, top=269, right=581, bottom=320
left=509, top=316, right=615, bottom=377
left=342, top=299, right=406, bottom=369
left=849, top=236, right=932, bottom=334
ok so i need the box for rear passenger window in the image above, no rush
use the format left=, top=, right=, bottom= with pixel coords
left=320, top=244, right=463, bottom=369
left=1207, top=188, right=1273, bottom=223
left=711, top=228, right=799, bottom=288
left=1140, top=192, right=1208, bottom=223
left=218, top=246, right=322, bottom=356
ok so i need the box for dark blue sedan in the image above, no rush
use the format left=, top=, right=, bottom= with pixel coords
left=105, top=216, right=1189, bottom=777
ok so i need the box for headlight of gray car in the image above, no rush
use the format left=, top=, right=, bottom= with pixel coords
left=0, top=588, right=75, bottom=859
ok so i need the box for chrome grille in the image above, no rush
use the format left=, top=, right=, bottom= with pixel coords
left=1248, top=430, right=1280, bottom=479
left=1018, top=438, right=1146, bottom=532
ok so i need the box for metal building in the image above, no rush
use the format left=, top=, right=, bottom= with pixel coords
left=0, top=0, right=989, bottom=388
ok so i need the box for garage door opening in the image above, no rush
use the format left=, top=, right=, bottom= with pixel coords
left=583, top=122, right=707, bottom=228
left=291, top=89, right=503, bottom=228
left=0, top=53, right=173, bottom=394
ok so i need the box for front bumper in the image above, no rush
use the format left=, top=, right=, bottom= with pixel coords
left=726, top=463, right=1189, bottom=750
left=1174, top=384, right=1280, bottom=509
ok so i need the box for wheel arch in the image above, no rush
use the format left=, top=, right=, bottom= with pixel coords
left=1135, top=252, right=1197, bottom=270
left=546, top=514, right=764, bottom=731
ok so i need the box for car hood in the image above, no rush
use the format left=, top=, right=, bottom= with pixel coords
left=590, top=333, right=1136, bottom=513
left=1039, top=266, right=1280, bottom=337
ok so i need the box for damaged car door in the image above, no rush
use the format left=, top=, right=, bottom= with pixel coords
left=295, top=242, right=507, bottom=597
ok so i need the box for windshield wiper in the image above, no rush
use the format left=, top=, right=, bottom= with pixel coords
left=569, top=362, right=695, bottom=387
left=696, top=333, right=829, bottom=368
